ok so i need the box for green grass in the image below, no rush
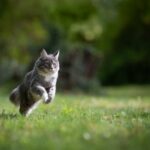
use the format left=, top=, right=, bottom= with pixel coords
left=0, top=87, right=150, bottom=150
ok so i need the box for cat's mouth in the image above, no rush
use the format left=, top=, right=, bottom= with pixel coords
left=45, top=68, right=56, bottom=73
left=37, top=66, right=58, bottom=74
left=49, top=68, right=54, bottom=71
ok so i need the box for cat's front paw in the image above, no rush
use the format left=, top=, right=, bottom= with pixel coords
left=44, top=98, right=51, bottom=104
left=45, top=96, right=52, bottom=104
left=42, top=92, right=48, bottom=102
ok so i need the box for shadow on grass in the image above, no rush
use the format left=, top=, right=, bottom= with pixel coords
left=0, top=111, right=18, bottom=119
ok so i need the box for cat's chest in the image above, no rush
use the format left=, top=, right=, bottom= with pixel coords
left=43, top=73, right=58, bottom=86
left=44, top=75, right=55, bottom=82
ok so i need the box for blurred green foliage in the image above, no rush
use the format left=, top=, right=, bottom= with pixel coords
left=0, top=0, right=150, bottom=87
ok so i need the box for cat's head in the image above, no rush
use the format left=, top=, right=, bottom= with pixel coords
left=35, top=49, right=60, bottom=74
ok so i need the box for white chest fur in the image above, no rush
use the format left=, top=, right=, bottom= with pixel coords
left=44, top=72, right=58, bottom=85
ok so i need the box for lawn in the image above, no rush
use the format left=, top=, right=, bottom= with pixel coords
left=0, top=86, right=150, bottom=150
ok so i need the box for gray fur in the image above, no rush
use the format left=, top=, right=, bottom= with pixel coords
left=9, top=49, right=59, bottom=116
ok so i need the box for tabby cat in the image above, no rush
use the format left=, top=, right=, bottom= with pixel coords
left=9, top=49, right=59, bottom=116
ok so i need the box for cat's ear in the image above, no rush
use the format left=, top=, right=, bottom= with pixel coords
left=53, top=50, right=59, bottom=60
left=41, top=49, right=48, bottom=57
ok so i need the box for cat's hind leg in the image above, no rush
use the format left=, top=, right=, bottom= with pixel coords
left=19, top=85, right=48, bottom=117
left=19, top=100, right=42, bottom=117
left=19, top=98, right=42, bottom=117
left=25, top=100, right=42, bottom=117
left=9, top=86, right=20, bottom=106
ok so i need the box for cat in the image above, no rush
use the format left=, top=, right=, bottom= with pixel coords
left=9, top=49, right=60, bottom=117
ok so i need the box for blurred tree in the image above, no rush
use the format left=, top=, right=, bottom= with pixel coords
left=0, top=0, right=149, bottom=87
left=98, top=0, right=150, bottom=85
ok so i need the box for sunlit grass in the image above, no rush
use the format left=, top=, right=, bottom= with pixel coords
left=0, top=87, right=150, bottom=150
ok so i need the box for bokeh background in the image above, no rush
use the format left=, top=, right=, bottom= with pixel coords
left=0, top=0, right=150, bottom=92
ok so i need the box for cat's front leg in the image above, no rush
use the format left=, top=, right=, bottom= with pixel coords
left=45, top=86, right=56, bottom=104
left=30, top=85, right=48, bottom=102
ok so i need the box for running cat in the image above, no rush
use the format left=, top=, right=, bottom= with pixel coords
left=9, top=49, right=60, bottom=116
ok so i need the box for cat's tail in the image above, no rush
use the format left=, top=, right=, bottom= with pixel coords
left=9, top=86, right=20, bottom=106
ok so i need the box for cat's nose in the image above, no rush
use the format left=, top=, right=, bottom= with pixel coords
left=49, top=65, right=53, bottom=70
